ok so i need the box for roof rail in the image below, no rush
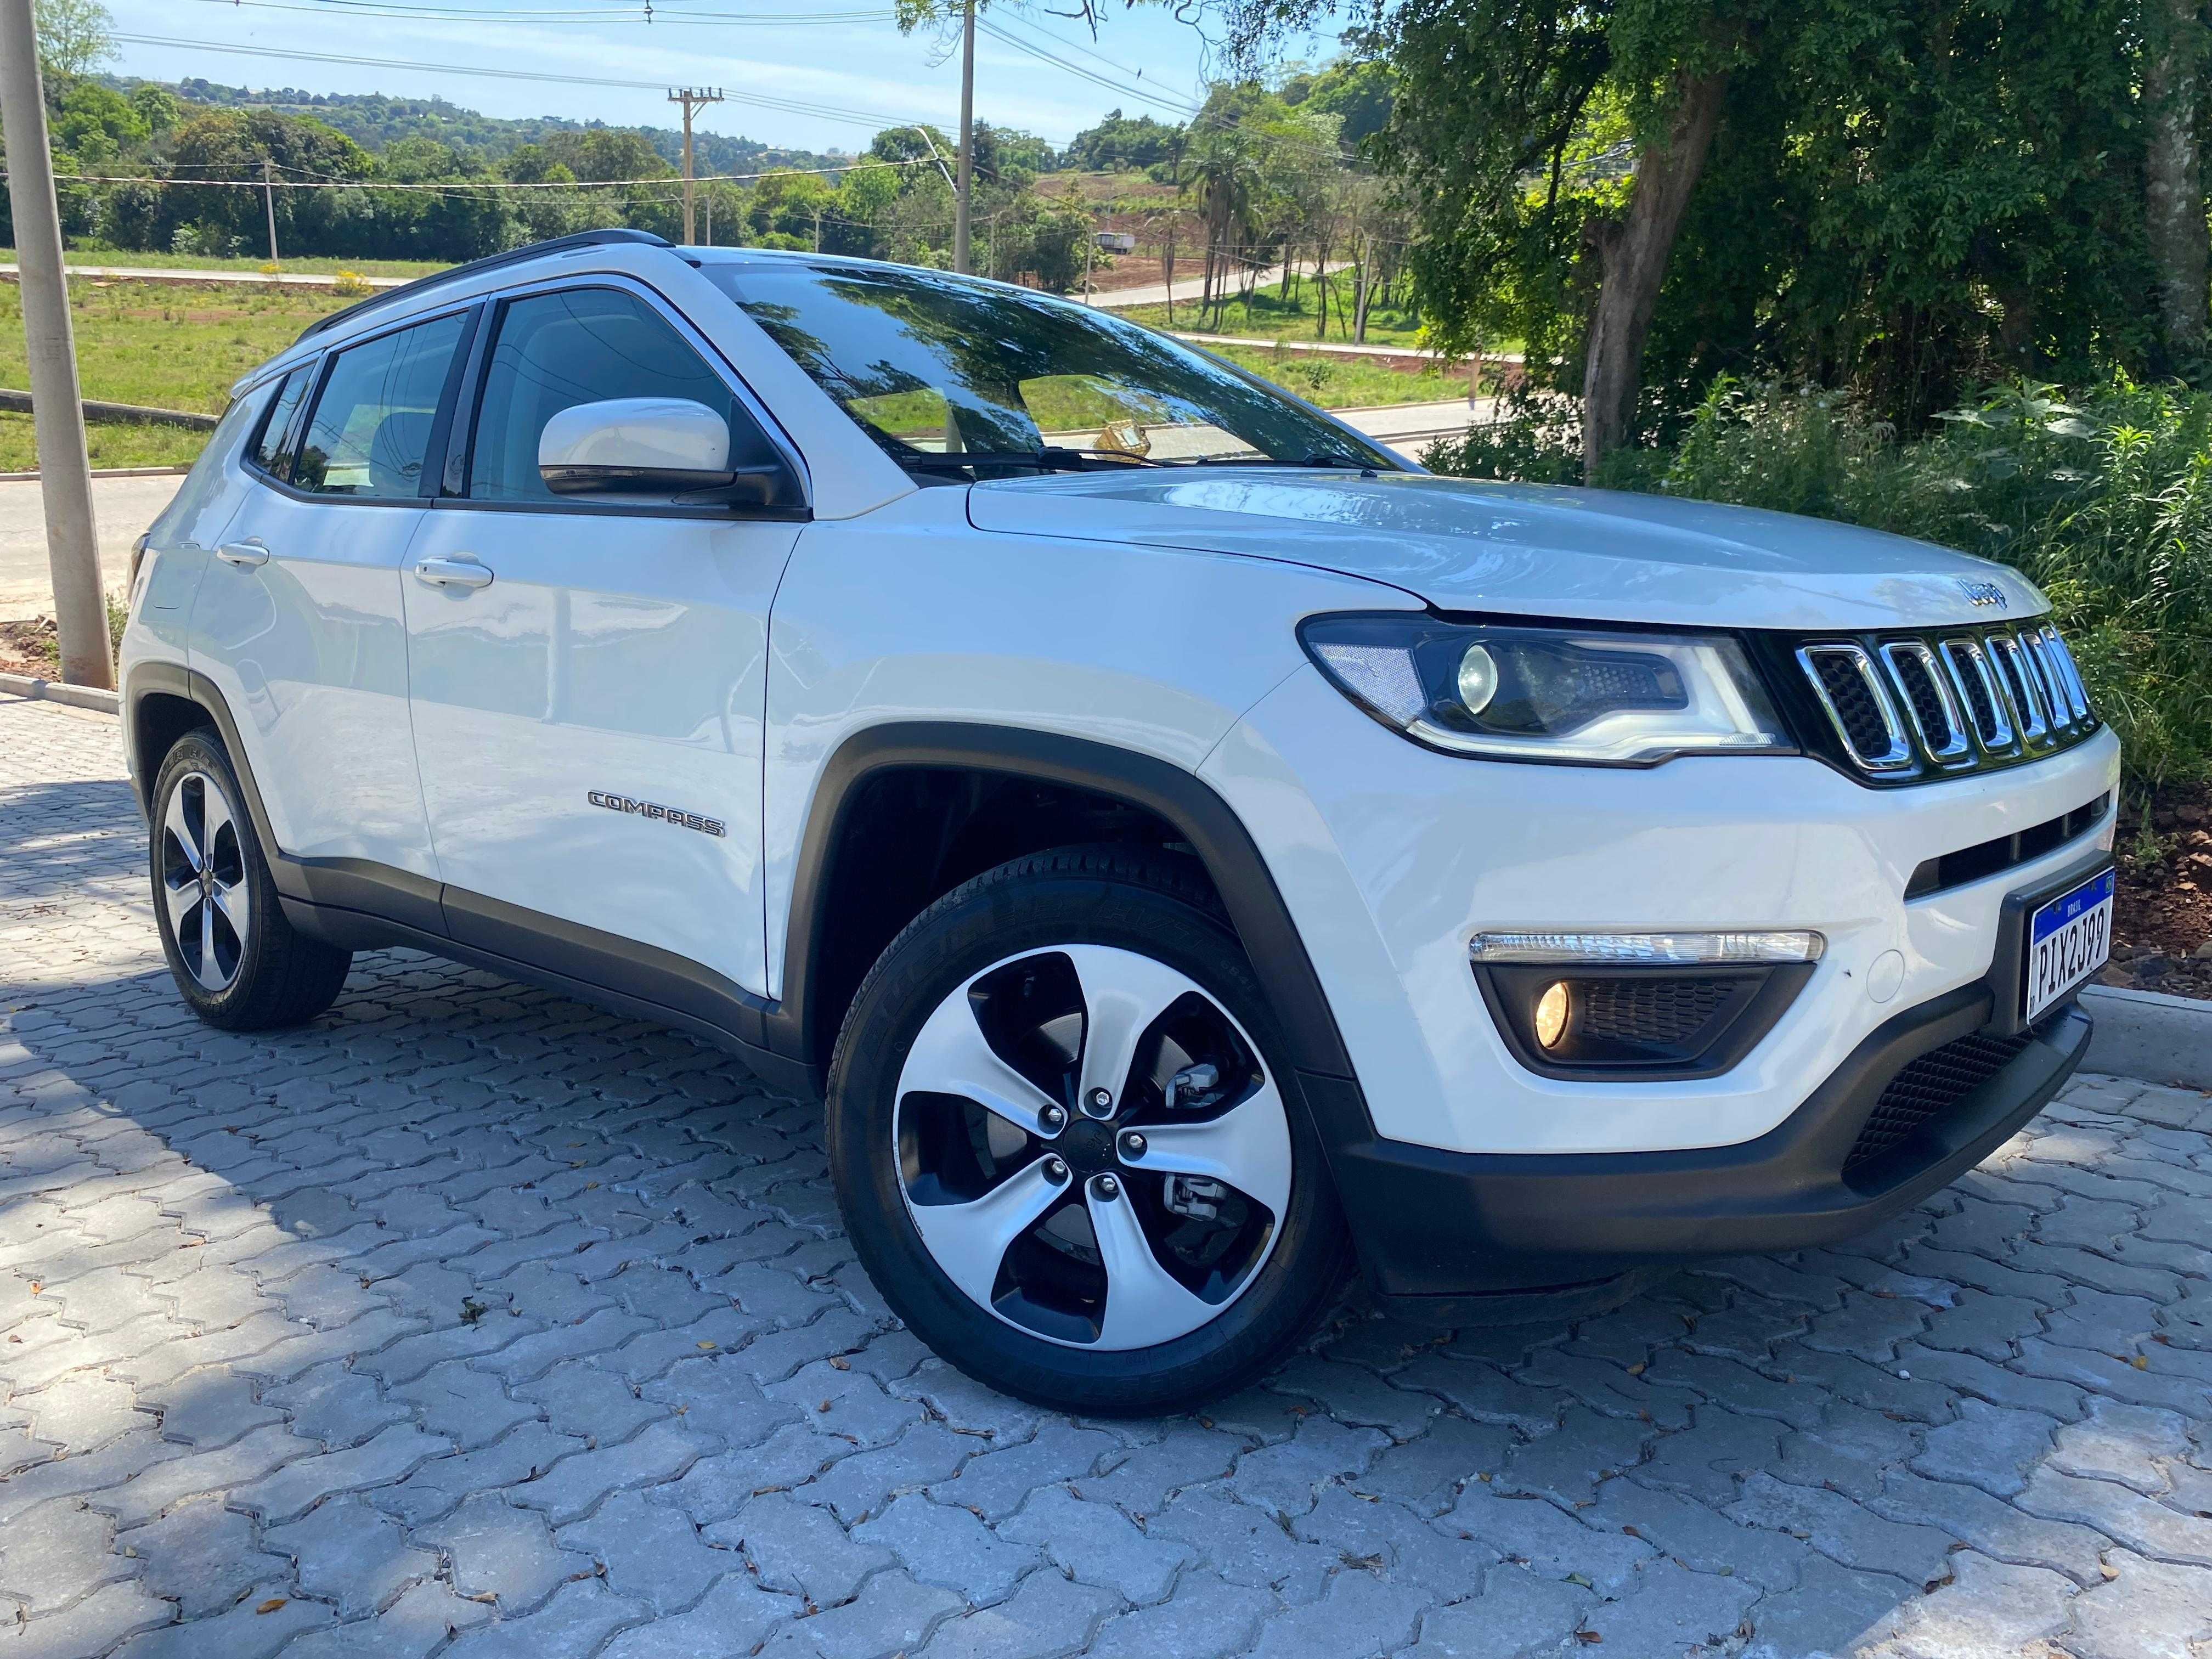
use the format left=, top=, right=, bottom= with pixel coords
left=294, top=228, right=676, bottom=345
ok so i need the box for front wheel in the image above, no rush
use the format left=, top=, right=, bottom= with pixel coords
left=827, top=846, right=1351, bottom=1415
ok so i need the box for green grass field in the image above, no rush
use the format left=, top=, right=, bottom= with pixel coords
left=1118, top=270, right=1435, bottom=351
left=15, top=247, right=453, bottom=280
left=0, top=274, right=1471, bottom=472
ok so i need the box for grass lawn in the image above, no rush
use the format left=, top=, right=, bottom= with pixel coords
left=1206, top=342, right=1481, bottom=408
left=1119, top=269, right=1435, bottom=351
left=16, top=247, right=453, bottom=280
left=0, top=413, right=204, bottom=472
left=0, top=280, right=355, bottom=415
left=0, top=275, right=1474, bottom=473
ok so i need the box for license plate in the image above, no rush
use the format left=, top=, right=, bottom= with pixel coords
left=2023, top=867, right=2114, bottom=1024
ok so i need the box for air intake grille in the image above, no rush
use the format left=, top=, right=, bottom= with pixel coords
left=1844, top=1030, right=2034, bottom=1178
left=1577, top=978, right=1735, bottom=1046
left=1794, top=622, right=2096, bottom=782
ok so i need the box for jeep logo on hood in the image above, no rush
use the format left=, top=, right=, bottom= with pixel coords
left=1956, top=578, right=2008, bottom=609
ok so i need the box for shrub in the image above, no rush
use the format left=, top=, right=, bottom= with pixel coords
left=330, top=269, right=373, bottom=297
left=1424, top=376, right=2212, bottom=790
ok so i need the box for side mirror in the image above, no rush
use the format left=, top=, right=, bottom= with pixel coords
left=538, top=398, right=788, bottom=504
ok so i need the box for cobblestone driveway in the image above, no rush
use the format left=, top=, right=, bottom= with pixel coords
left=4, top=693, right=2211, bottom=1659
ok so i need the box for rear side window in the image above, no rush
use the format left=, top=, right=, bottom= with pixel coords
left=250, top=368, right=311, bottom=478
left=466, top=286, right=772, bottom=503
left=294, top=313, right=468, bottom=498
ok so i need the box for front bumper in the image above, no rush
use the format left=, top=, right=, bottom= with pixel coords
left=1307, top=983, right=2091, bottom=1305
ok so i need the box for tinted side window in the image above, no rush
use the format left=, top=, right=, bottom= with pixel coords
left=467, top=287, right=770, bottom=502
left=251, top=368, right=311, bottom=478
left=294, top=313, right=467, bottom=498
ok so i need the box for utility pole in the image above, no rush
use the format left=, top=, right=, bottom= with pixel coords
left=0, top=0, right=109, bottom=690
left=952, top=0, right=975, bottom=273
left=261, top=157, right=280, bottom=267
left=666, top=86, right=723, bottom=244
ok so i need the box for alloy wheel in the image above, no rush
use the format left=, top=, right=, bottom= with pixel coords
left=893, top=943, right=1292, bottom=1350
left=160, top=770, right=250, bottom=992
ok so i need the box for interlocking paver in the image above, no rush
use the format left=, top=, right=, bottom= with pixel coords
left=10, top=691, right=2212, bottom=1656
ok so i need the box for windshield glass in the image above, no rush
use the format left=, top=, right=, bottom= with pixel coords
left=703, top=261, right=1398, bottom=472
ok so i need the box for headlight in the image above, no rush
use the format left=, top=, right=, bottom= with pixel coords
left=1300, top=614, right=1795, bottom=765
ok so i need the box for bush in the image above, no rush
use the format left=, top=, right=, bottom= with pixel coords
left=1424, top=376, right=2212, bottom=790
left=331, top=269, right=373, bottom=297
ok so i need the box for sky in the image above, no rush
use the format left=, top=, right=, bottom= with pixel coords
left=106, top=1, right=1344, bottom=158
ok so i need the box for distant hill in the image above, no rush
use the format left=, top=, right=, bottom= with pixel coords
left=123, top=77, right=850, bottom=179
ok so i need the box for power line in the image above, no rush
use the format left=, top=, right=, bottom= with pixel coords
left=34, top=157, right=935, bottom=190
left=974, top=16, right=1199, bottom=119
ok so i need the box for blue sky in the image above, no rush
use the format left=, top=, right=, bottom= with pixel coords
left=109, top=2, right=1342, bottom=157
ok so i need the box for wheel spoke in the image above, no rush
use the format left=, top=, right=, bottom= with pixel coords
left=1122, top=1077, right=1293, bottom=1218
left=898, top=983, right=1066, bottom=1137
left=162, top=783, right=202, bottom=873
left=908, top=1160, right=1066, bottom=1310
left=1088, top=1186, right=1217, bottom=1349
left=197, top=894, right=218, bottom=985
left=1066, top=945, right=1201, bottom=1113
left=209, top=882, right=249, bottom=952
left=162, top=871, right=200, bottom=936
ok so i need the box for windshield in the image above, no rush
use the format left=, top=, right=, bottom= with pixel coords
left=703, top=261, right=1398, bottom=473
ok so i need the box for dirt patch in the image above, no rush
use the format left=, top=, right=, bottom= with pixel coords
left=2108, top=781, right=2212, bottom=1000
left=0, top=614, right=60, bottom=676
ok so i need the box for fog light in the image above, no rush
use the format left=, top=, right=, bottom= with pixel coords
left=1533, top=980, right=1570, bottom=1050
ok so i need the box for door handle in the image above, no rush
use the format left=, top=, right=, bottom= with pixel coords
left=215, top=540, right=269, bottom=568
left=413, top=555, right=494, bottom=591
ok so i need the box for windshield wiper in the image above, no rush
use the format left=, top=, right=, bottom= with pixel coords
left=1176, top=452, right=1388, bottom=471
left=894, top=446, right=1163, bottom=473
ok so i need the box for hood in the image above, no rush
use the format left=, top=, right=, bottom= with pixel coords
left=965, top=471, right=2045, bottom=631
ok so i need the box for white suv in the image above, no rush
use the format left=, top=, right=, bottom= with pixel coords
left=120, top=230, right=2121, bottom=1412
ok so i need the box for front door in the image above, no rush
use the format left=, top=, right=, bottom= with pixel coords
left=402, top=282, right=800, bottom=999
left=192, top=311, right=472, bottom=879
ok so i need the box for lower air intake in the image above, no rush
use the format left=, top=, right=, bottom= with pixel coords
left=1844, top=1030, right=2033, bottom=1180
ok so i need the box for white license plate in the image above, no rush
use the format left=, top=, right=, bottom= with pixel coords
left=2023, top=867, right=2114, bottom=1024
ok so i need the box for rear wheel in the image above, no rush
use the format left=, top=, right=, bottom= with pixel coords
left=827, top=846, right=1350, bottom=1414
left=149, top=730, right=352, bottom=1030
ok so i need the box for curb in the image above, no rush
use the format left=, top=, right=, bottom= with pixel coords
left=0, top=670, right=118, bottom=714
left=2079, top=984, right=2212, bottom=1090
left=0, top=465, right=193, bottom=482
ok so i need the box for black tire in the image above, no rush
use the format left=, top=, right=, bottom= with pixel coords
left=148, top=729, right=353, bottom=1030
left=827, top=844, right=1353, bottom=1415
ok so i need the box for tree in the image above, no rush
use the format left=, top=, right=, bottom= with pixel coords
left=2144, top=0, right=2209, bottom=360
left=1065, top=109, right=1184, bottom=171
left=33, top=0, right=111, bottom=84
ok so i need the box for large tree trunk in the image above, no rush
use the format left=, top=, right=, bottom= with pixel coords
left=1581, top=70, right=1728, bottom=473
left=2146, top=0, right=2208, bottom=359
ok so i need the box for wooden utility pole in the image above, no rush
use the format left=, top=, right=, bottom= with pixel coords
left=261, top=157, right=280, bottom=267
left=953, top=0, right=975, bottom=273
left=666, top=86, right=724, bottom=244
left=0, top=0, right=110, bottom=689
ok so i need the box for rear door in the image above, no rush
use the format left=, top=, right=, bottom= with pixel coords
left=191, top=308, right=474, bottom=879
left=400, top=279, right=803, bottom=998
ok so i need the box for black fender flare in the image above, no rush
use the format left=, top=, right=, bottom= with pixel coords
left=769, top=721, right=1361, bottom=1093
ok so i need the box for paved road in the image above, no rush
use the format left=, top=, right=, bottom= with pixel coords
left=0, top=476, right=183, bottom=621
left=4, top=692, right=2211, bottom=1658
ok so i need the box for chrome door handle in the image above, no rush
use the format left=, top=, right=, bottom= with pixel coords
left=413, top=556, right=494, bottom=591
left=215, top=540, right=269, bottom=568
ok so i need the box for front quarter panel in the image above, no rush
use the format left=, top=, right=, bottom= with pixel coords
left=760, top=488, right=1418, bottom=997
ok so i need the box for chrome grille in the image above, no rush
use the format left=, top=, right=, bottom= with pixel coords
left=1796, top=621, right=2097, bottom=780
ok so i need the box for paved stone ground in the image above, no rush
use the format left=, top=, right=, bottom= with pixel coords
left=3, top=692, right=2211, bottom=1659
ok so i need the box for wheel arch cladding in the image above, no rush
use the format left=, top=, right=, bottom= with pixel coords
left=779, top=723, right=1361, bottom=1094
